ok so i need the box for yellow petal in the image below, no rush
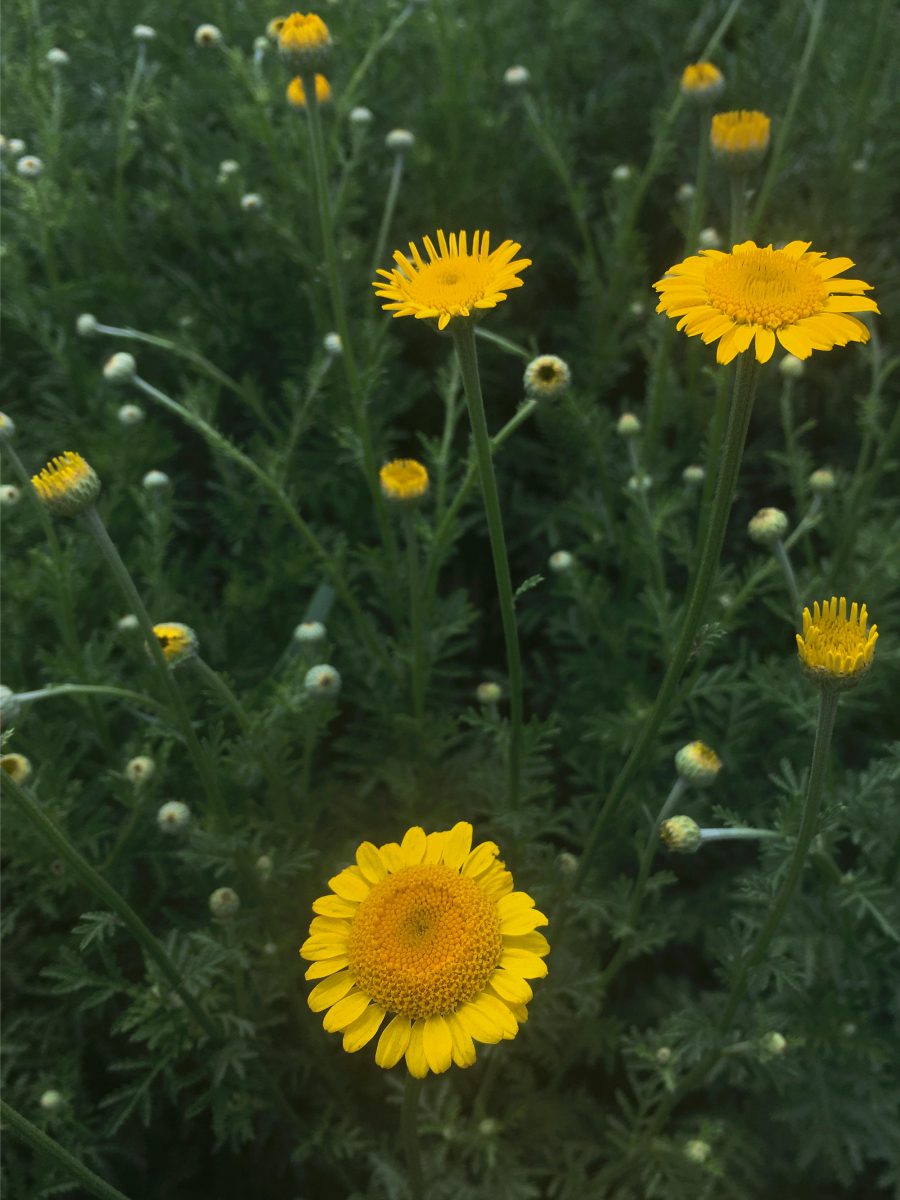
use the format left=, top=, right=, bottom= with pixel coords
left=308, top=969, right=356, bottom=1013
left=309, top=915, right=351, bottom=938
left=456, top=1001, right=503, bottom=1045
left=356, top=841, right=387, bottom=883
left=375, top=1014, right=412, bottom=1068
left=405, top=1021, right=429, bottom=1078
left=461, top=841, right=499, bottom=878
left=304, top=956, right=350, bottom=980
left=489, top=968, right=533, bottom=1005
left=442, top=822, right=473, bottom=870
left=299, top=936, right=348, bottom=961
left=446, top=1013, right=477, bottom=1068
left=497, top=892, right=536, bottom=919
left=754, top=327, right=775, bottom=363
left=776, top=327, right=813, bottom=359
left=322, top=990, right=370, bottom=1033
left=470, top=992, right=519, bottom=1039
left=379, top=841, right=405, bottom=874
left=503, top=930, right=550, bottom=955
left=342, top=1004, right=386, bottom=1053
left=423, top=831, right=447, bottom=864
left=328, top=867, right=371, bottom=902
left=499, top=947, right=548, bottom=979
left=400, top=826, right=427, bottom=865
left=500, top=906, right=549, bottom=936
left=312, top=894, right=358, bottom=918
left=423, top=1015, right=453, bottom=1074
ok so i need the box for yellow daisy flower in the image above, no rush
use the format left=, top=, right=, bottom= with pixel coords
left=286, top=74, right=331, bottom=108
left=379, top=459, right=429, bottom=502
left=300, top=822, right=550, bottom=1077
left=278, top=11, right=331, bottom=71
left=653, top=240, right=878, bottom=364
left=710, top=110, right=771, bottom=164
left=796, top=597, right=877, bottom=686
left=373, top=230, right=531, bottom=332
left=151, top=622, right=198, bottom=666
left=31, top=452, right=100, bottom=517
left=680, top=61, right=724, bottom=98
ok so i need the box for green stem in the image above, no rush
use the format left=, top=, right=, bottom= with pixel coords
left=684, top=112, right=711, bottom=253
left=13, top=684, right=168, bottom=719
left=749, top=0, right=827, bottom=231
left=699, top=826, right=781, bottom=843
left=0, top=1100, right=132, bottom=1200
left=728, top=172, right=748, bottom=244
left=370, top=151, right=406, bottom=281
left=772, top=538, right=802, bottom=614
left=1, top=774, right=218, bottom=1039
left=643, top=317, right=677, bottom=464
left=401, top=1074, right=424, bottom=1200
left=332, top=3, right=416, bottom=124
left=452, top=324, right=524, bottom=809
left=82, top=506, right=226, bottom=826
left=130, top=375, right=392, bottom=675
left=404, top=510, right=426, bottom=726
left=778, top=376, right=806, bottom=510
left=695, top=370, right=730, bottom=565
left=572, top=354, right=760, bottom=894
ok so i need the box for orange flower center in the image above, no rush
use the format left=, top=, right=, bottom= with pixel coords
left=347, top=864, right=501, bottom=1019
left=705, top=247, right=827, bottom=329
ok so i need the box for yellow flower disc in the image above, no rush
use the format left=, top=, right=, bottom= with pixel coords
left=31, top=452, right=100, bottom=517
left=373, top=230, right=531, bottom=331
left=300, top=822, right=550, bottom=1077
left=379, top=458, right=429, bottom=501
left=152, top=622, right=198, bottom=665
left=653, top=240, right=878, bottom=364
left=710, top=110, right=771, bottom=157
left=796, top=597, right=878, bottom=685
left=278, top=12, right=331, bottom=70
left=681, top=61, right=724, bottom=96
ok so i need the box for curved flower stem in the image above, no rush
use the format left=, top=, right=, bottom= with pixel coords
left=369, top=151, right=406, bottom=282
left=1, top=773, right=219, bottom=1039
left=771, top=538, right=802, bottom=614
left=642, top=687, right=839, bottom=1141
left=0, top=1100, right=132, bottom=1200
left=14, top=683, right=168, bottom=719
left=130, top=375, right=392, bottom=676
left=401, top=1075, right=424, bottom=1200
left=699, top=826, right=781, bottom=843
left=572, top=354, right=760, bottom=895
left=749, top=0, right=827, bottom=232
left=301, top=73, right=399, bottom=591
left=82, top=505, right=226, bottom=827
left=332, top=3, right=416, bottom=125
left=452, top=323, right=524, bottom=809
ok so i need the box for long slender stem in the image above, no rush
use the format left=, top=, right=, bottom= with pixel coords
left=13, top=683, right=168, bottom=718
left=572, top=354, right=760, bottom=894
left=452, top=324, right=524, bottom=809
left=82, top=506, right=225, bottom=826
left=1, top=774, right=218, bottom=1038
left=369, top=152, right=406, bottom=281
left=404, top=510, right=426, bottom=726
left=401, top=1075, right=424, bottom=1200
left=684, top=112, right=711, bottom=254
left=728, top=173, right=748, bottom=244
left=0, top=1100, right=132, bottom=1200
left=772, top=538, right=802, bottom=614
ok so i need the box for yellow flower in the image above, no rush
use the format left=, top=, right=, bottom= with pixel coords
left=266, top=16, right=286, bottom=41
left=379, top=459, right=429, bottom=502
left=680, top=62, right=724, bottom=98
left=373, top=230, right=531, bottom=332
left=1, top=753, right=32, bottom=785
left=674, top=741, right=722, bottom=786
left=151, top=622, right=198, bottom=666
left=653, top=240, right=878, bottom=364
left=796, top=597, right=877, bottom=686
left=300, top=822, right=549, bottom=1077
left=278, top=11, right=331, bottom=71
left=286, top=73, right=331, bottom=108
left=31, top=452, right=100, bottom=517
left=710, top=110, right=771, bottom=165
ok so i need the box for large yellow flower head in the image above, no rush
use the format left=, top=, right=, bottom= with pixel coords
left=680, top=61, right=725, bottom=99
left=31, top=452, right=100, bottom=517
left=373, top=230, right=531, bottom=332
left=278, top=12, right=331, bottom=72
left=286, top=74, right=331, bottom=108
left=300, top=822, right=549, bottom=1077
left=796, top=597, right=877, bottom=688
left=710, top=110, right=771, bottom=166
left=653, top=240, right=878, bottom=364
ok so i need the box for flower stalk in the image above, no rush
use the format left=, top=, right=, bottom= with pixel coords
left=0, top=1100, right=132, bottom=1200
left=401, top=1075, right=425, bottom=1200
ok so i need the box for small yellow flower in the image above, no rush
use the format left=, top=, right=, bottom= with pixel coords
left=31, top=452, right=100, bottom=517
left=796, top=597, right=877, bottom=687
left=680, top=62, right=724, bottom=99
left=278, top=11, right=331, bottom=71
left=653, top=240, right=878, bottom=364
left=373, top=230, right=531, bottom=332
left=286, top=73, right=331, bottom=108
left=379, top=459, right=429, bottom=502
left=300, top=822, right=549, bottom=1077
left=710, top=110, right=771, bottom=166
left=151, top=622, right=198, bottom=666
left=266, top=16, right=286, bottom=40
left=1, top=753, right=32, bottom=785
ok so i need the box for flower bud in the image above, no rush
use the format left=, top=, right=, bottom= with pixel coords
left=125, top=755, right=155, bottom=785
left=556, top=851, right=578, bottom=878
left=478, top=1118, right=499, bottom=1137
left=385, top=128, right=415, bottom=152
left=758, top=1031, right=787, bottom=1060
left=31, top=452, right=100, bottom=517
left=0, top=411, right=15, bottom=440
left=255, top=854, right=273, bottom=881
left=0, top=684, right=21, bottom=726
left=47, top=48, right=70, bottom=66
left=323, top=331, right=342, bottom=355
left=697, top=226, right=722, bottom=250
left=674, top=741, right=722, bottom=785
left=747, top=506, right=789, bottom=545
left=7, top=138, right=26, bottom=156
left=217, top=158, right=240, bottom=182
left=118, top=403, right=144, bottom=427
left=1, top=753, right=32, bottom=785
left=142, top=469, right=170, bottom=491
left=349, top=106, right=373, bottom=127
left=680, top=61, right=724, bottom=101
left=133, top=24, right=156, bottom=41
left=16, top=155, right=44, bottom=178
left=684, top=1138, right=711, bottom=1164
left=240, top=192, right=264, bottom=212
left=117, top=613, right=140, bottom=632
left=548, top=549, right=575, bottom=574
left=778, top=354, right=804, bottom=379
left=629, top=300, right=646, bottom=318
left=278, top=11, right=331, bottom=73
left=40, top=1090, right=64, bottom=1113
left=682, top=464, right=705, bottom=486
left=379, top=459, right=429, bottom=502
left=611, top=163, right=632, bottom=182
left=503, top=65, right=530, bottom=88
left=523, top=354, right=571, bottom=400
left=809, top=467, right=835, bottom=494
left=476, top=681, right=502, bottom=705
left=209, top=886, right=240, bottom=918
left=0, top=484, right=20, bottom=506
left=304, top=663, right=341, bottom=698
left=656, top=1046, right=672, bottom=1064
left=263, top=941, right=278, bottom=956
left=710, top=110, right=771, bottom=170
left=103, top=352, right=137, bottom=384
left=676, top=182, right=696, bottom=203
left=294, top=620, right=326, bottom=644
left=627, top=473, right=652, bottom=493
left=616, top=412, right=641, bottom=437
left=194, top=24, right=223, bottom=48
left=76, top=313, right=99, bottom=337
left=152, top=622, right=198, bottom=666
left=157, top=800, right=191, bottom=833
left=660, top=816, right=702, bottom=853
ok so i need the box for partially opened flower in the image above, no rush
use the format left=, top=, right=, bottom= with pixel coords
left=797, top=597, right=877, bottom=688
left=379, top=458, right=429, bottom=502
left=680, top=61, right=724, bottom=100
left=653, top=240, right=878, bottom=364
left=710, top=110, right=771, bottom=166
left=31, top=452, right=100, bottom=517
left=278, top=11, right=331, bottom=72
left=300, top=822, right=549, bottom=1076
left=373, top=230, right=531, bottom=332
left=151, top=622, right=198, bottom=666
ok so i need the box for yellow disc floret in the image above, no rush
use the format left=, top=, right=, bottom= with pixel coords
left=31, top=452, right=100, bottom=517
left=373, top=230, right=531, bottom=332
left=710, top=110, right=771, bottom=164
left=348, top=864, right=502, bottom=1020
left=151, top=622, right=198, bottom=666
left=681, top=62, right=724, bottom=98
left=796, top=597, right=877, bottom=687
left=278, top=11, right=331, bottom=71
left=379, top=459, right=429, bottom=502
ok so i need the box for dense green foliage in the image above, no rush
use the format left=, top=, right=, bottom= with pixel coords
left=2, top=0, right=898, bottom=1196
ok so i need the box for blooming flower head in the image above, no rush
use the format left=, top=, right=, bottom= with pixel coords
left=523, top=355, right=571, bottom=400
left=653, top=240, right=878, bottom=364
left=300, top=822, right=549, bottom=1076
left=31, top=452, right=100, bottom=517
left=373, top=230, right=531, bottom=332
left=680, top=61, right=724, bottom=99
left=286, top=73, right=331, bottom=108
left=796, top=597, right=877, bottom=687
left=152, top=622, right=198, bottom=666
left=379, top=459, right=429, bottom=502
left=710, top=110, right=771, bottom=166
left=278, top=11, right=331, bottom=71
